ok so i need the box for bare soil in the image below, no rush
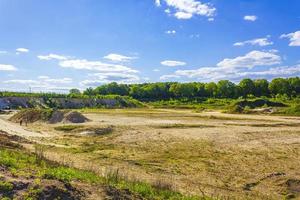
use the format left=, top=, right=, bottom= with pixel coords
left=1, top=109, right=300, bottom=199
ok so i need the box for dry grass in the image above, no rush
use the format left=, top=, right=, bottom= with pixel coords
left=9, top=108, right=300, bottom=199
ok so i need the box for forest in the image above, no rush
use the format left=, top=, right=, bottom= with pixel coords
left=80, top=77, right=300, bottom=100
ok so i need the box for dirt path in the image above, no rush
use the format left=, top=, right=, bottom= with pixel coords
left=0, top=116, right=48, bottom=138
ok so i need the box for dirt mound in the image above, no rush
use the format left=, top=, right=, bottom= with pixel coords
left=63, top=111, right=89, bottom=123
left=49, top=110, right=65, bottom=124
left=9, top=109, right=53, bottom=123
left=38, top=181, right=85, bottom=200
left=105, top=186, right=143, bottom=200
left=10, top=109, right=89, bottom=124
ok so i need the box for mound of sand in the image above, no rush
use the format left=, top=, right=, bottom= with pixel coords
left=10, top=109, right=89, bottom=124
left=63, top=111, right=89, bottom=123
left=49, top=110, right=65, bottom=124
left=10, top=109, right=52, bottom=123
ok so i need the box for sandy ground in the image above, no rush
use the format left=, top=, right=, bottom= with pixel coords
left=1, top=109, right=300, bottom=199
left=0, top=115, right=47, bottom=138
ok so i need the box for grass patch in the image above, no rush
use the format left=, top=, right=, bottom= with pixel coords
left=0, top=181, right=13, bottom=192
left=54, top=125, right=84, bottom=132
left=0, top=145, right=210, bottom=200
left=153, top=123, right=215, bottom=129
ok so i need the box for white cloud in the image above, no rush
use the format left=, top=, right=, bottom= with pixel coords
left=161, top=60, right=186, bottom=67
left=244, top=15, right=257, bottom=21
left=208, top=17, right=214, bottom=21
left=160, top=50, right=286, bottom=82
left=0, top=64, right=17, bottom=71
left=153, top=69, right=160, bottom=72
left=3, top=79, right=39, bottom=84
left=217, top=50, right=281, bottom=69
left=59, top=59, right=138, bottom=73
left=165, top=30, right=176, bottom=34
left=175, top=11, right=193, bottom=19
left=38, top=76, right=50, bottom=79
left=3, top=76, right=73, bottom=92
left=38, top=76, right=73, bottom=84
left=160, top=74, right=181, bottom=80
left=234, top=37, right=273, bottom=47
left=16, top=48, right=29, bottom=53
left=80, top=73, right=140, bottom=86
left=155, top=0, right=161, bottom=7
left=280, top=30, right=300, bottom=46
left=156, top=0, right=216, bottom=20
left=4, top=76, right=73, bottom=85
left=103, top=53, right=137, bottom=62
left=0, top=51, right=7, bottom=54
left=165, top=8, right=171, bottom=13
left=239, top=65, right=300, bottom=77
left=38, top=54, right=68, bottom=60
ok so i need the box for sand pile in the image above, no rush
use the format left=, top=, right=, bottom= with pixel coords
left=63, top=111, right=89, bottom=123
left=49, top=110, right=65, bottom=124
left=10, top=109, right=89, bottom=124
left=10, top=109, right=52, bottom=123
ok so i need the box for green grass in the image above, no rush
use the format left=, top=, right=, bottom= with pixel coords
left=54, top=125, right=84, bottom=132
left=0, top=181, right=13, bottom=192
left=148, top=98, right=234, bottom=110
left=273, top=104, right=300, bottom=116
left=0, top=147, right=211, bottom=200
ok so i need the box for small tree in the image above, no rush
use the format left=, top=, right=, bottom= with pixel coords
left=69, top=88, right=81, bottom=95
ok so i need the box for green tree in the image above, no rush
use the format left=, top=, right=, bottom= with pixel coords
left=254, top=79, right=269, bottom=97
left=269, top=78, right=291, bottom=96
left=69, top=88, right=81, bottom=95
left=83, top=87, right=94, bottom=96
left=205, top=82, right=218, bottom=97
left=217, top=80, right=236, bottom=98
left=239, top=78, right=255, bottom=98
left=288, top=77, right=300, bottom=96
left=169, top=83, right=197, bottom=98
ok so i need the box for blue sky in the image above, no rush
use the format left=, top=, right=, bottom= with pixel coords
left=0, top=0, right=299, bottom=92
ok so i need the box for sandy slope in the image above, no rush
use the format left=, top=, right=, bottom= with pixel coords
left=0, top=115, right=48, bottom=138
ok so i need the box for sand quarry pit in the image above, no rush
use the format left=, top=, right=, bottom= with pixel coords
left=1, top=108, right=300, bottom=199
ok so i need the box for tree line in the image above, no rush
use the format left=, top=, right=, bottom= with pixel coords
left=78, top=77, right=300, bottom=100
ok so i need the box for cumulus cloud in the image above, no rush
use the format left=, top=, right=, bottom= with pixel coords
left=103, top=53, right=137, bottom=62
left=156, top=0, right=216, bottom=20
left=0, top=64, right=17, bottom=71
left=80, top=73, right=140, bottom=86
left=239, top=65, right=300, bottom=77
left=38, top=76, right=73, bottom=84
left=4, top=77, right=72, bottom=85
left=234, top=37, right=273, bottom=47
left=244, top=15, right=257, bottom=21
left=160, top=50, right=286, bottom=81
left=160, top=74, right=181, bottom=80
left=217, top=50, right=281, bottom=69
left=161, top=60, right=186, bottom=67
left=36, top=53, right=140, bottom=87
left=59, top=59, right=138, bottom=73
left=16, top=48, right=29, bottom=53
left=280, top=30, right=300, bottom=46
left=3, top=76, right=74, bottom=93
left=38, top=54, right=68, bottom=60
left=3, top=79, right=39, bottom=84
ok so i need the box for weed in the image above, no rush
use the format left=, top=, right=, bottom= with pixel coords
left=0, top=181, right=13, bottom=192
